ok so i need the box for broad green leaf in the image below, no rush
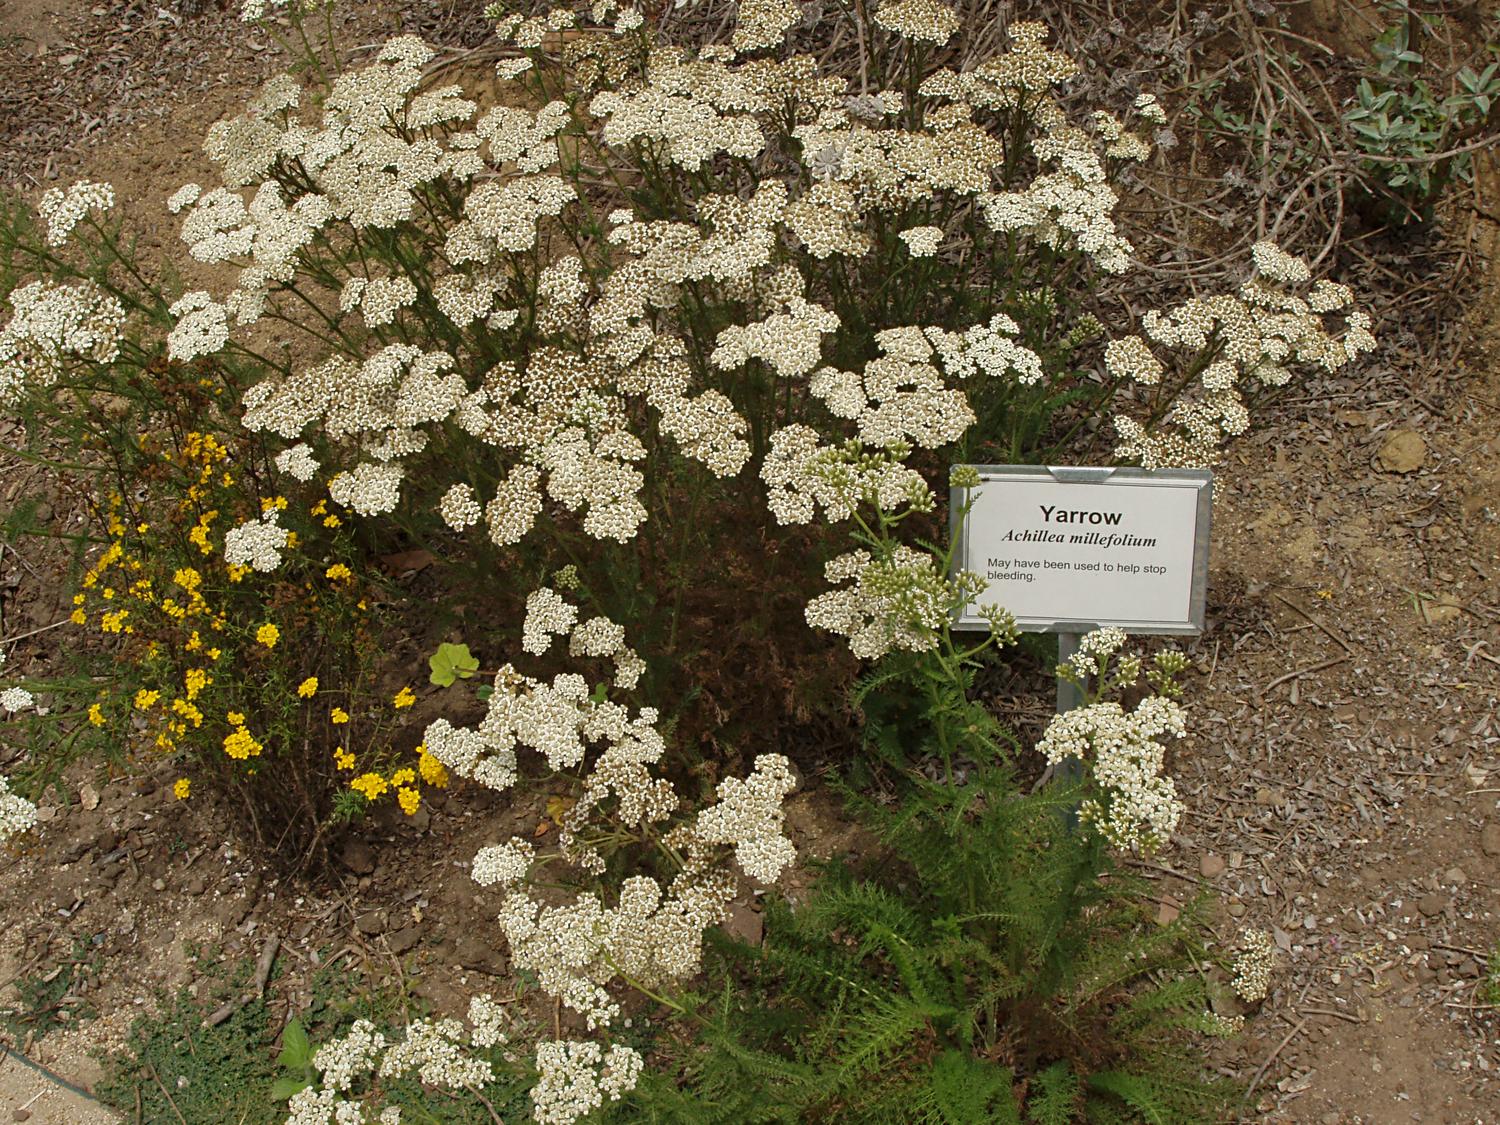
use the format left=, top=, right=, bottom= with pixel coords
left=429, top=642, right=479, bottom=687
left=276, top=1017, right=311, bottom=1070
left=270, top=1076, right=310, bottom=1102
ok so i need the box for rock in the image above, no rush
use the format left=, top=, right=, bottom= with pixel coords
left=454, top=937, right=506, bottom=975
left=405, top=807, right=431, bottom=833
left=1458, top=958, right=1480, bottom=978
left=1200, top=854, right=1226, bottom=878
left=1407, top=934, right=1428, bottom=951
left=1155, top=897, right=1181, bottom=926
left=721, top=903, right=764, bottom=946
left=1481, top=821, right=1500, bottom=858
left=151, top=878, right=166, bottom=892
left=1377, top=430, right=1426, bottom=473
left=387, top=926, right=421, bottom=955
left=184, top=875, right=206, bottom=896
left=1444, top=867, right=1468, bottom=886
left=356, top=910, right=389, bottom=936
left=338, top=838, right=377, bottom=876
left=1228, top=901, right=1247, bottom=918
left=1416, top=892, right=1448, bottom=918
left=14, top=1108, right=33, bottom=1122
left=79, top=782, right=100, bottom=811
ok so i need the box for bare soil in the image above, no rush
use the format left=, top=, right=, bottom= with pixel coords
left=0, top=3, right=1497, bottom=1124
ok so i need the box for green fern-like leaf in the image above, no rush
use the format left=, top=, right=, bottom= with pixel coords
left=1027, top=1060, right=1081, bottom=1125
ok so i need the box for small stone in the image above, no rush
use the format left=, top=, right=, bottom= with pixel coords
left=1417, top=893, right=1448, bottom=918
left=454, top=937, right=505, bottom=975
left=338, top=838, right=376, bottom=876
left=1156, top=897, right=1181, bottom=926
left=1444, top=867, right=1467, bottom=886
left=1407, top=935, right=1428, bottom=950
left=14, top=1108, right=33, bottom=1122
left=152, top=878, right=166, bottom=892
left=1458, top=959, right=1480, bottom=978
left=184, top=875, right=206, bottom=896
left=79, top=783, right=100, bottom=811
left=1255, top=787, right=1280, bottom=806
left=405, top=807, right=431, bottom=833
left=1377, top=430, right=1426, bottom=474
left=356, top=910, right=389, bottom=936
left=387, top=926, right=421, bottom=955
left=722, top=903, right=764, bottom=946
left=1480, top=822, right=1500, bottom=858
left=1228, top=901, right=1247, bottom=918
left=1200, top=854, right=1226, bottom=878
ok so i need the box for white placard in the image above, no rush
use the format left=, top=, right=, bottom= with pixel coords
left=951, top=466, right=1212, bottom=634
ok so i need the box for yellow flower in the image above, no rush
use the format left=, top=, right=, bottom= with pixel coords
left=417, top=746, right=449, bottom=788
left=331, top=707, right=350, bottom=725
left=311, top=500, right=327, bottom=517
left=173, top=568, right=201, bottom=592
left=333, top=747, right=356, bottom=771
left=171, top=698, right=204, bottom=728
left=260, top=496, right=288, bottom=513
left=184, top=668, right=211, bottom=701
left=256, top=623, right=280, bottom=649
left=70, top=608, right=87, bottom=625
left=397, top=787, right=420, bottom=815
left=390, top=768, right=416, bottom=787
left=297, top=677, right=319, bottom=699
left=227, top=565, right=251, bottom=582
left=392, top=686, right=415, bottom=709
left=227, top=710, right=245, bottom=725
left=350, top=772, right=388, bottom=800
left=285, top=532, right=299, bottom=549
left=185, top=631, right=203, bottom=653
left=133, top=688, right=161, bottom=710
left=173, top=778, right=190, bottom=800
left=73, top=594, right=85, bottom=606
left=87, top=703, right=105, bottom=727
left=136, top=522, right=149, bottom=534
left=223, top=727, right=263, bottom=760
left=323, top=515, right=341, bottom=529
left=207, top=647, right=222, bottom=661
left=326, top=564, right=352, bottom=582
left=100, top=609, right=129, bottom=634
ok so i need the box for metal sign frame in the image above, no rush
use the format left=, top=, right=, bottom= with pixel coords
left=949, top=464, right=1213, bottom=636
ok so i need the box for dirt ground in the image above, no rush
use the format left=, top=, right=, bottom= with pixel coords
left=0, top=1, right=1497, bottom=1123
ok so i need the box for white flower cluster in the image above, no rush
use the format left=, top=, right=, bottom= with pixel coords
left=0, top=774, right=38, bottom=846
left=532, top=1041, right=643, bottom=1125
left=223, top=511, right=290, bottom=572
left=0, top=280, right=125, bottom=407
left=167, top=291, right=230, bottom=362
left=761, top=430, right=930, bottom=526
left=805, top=546, right=984, bottom=660
left=1037, top=694, right=1186, bottom=854
left=0, top=687, right=34, bottom=714
left=1062, top=626, right=1128, bottom=679
left=38, top=180, right=114, bottom=247
left=1231, top=929, right=1275, bottom=1003
left=1111, top=242, right=1375, bottom=470
left=471, top=837, right=535, bottom=888
left=285, top=1006, right=506, bottom=1125
left=274, top=443, right=321, bottom=482
left=679, top=754, right=798, bottom=882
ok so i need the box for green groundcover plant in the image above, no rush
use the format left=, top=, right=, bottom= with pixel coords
left=0, top=0, right=1377, bottom=1119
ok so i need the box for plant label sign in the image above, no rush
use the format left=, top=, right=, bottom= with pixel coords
left=950, top=466, right=1212, bottom=635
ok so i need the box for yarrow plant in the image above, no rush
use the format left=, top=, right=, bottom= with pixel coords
left=0, top=0, right=1377, bottom=1119
left=1040, top=628, right=1191, bottom=854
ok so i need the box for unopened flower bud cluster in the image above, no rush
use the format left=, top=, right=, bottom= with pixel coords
left=1230, top=929, right=1275, bottom=1003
